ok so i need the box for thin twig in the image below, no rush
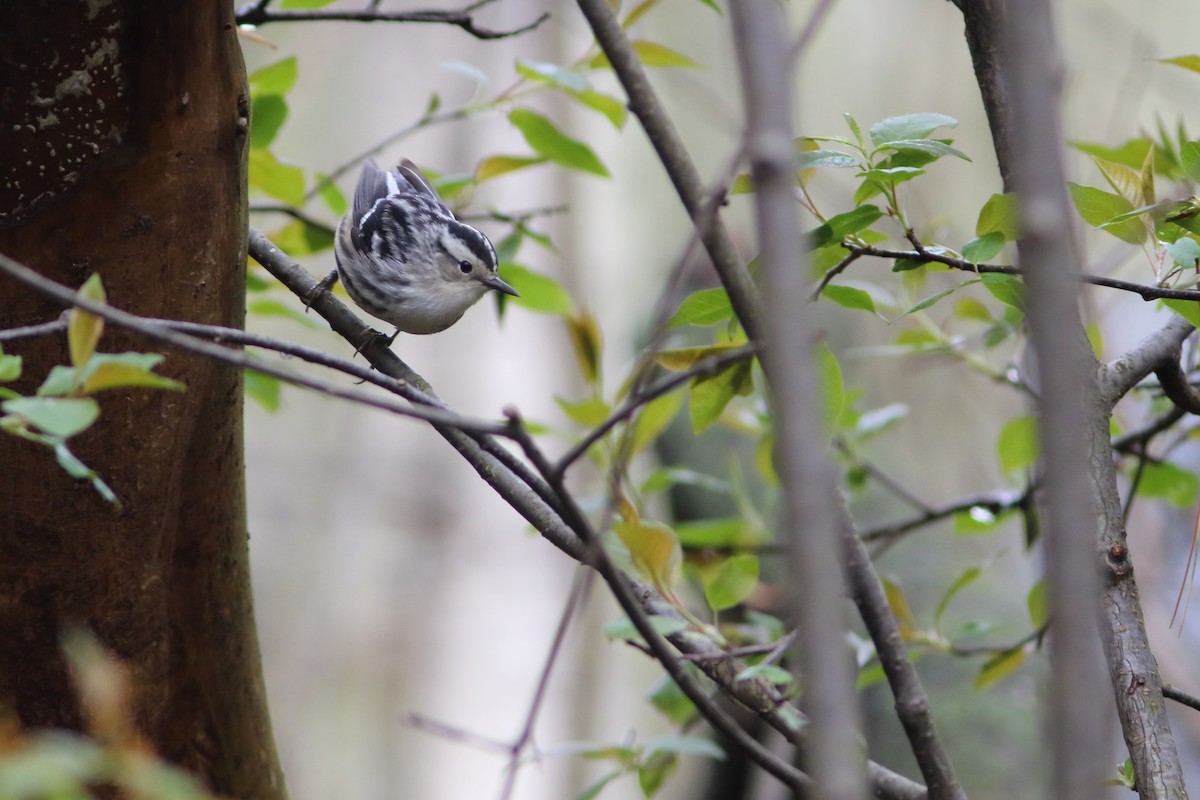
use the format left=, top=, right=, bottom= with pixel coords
left=0, top=253, right=507, bottom=435
left=1163, top=684, right=1200, bottom=714
left=0, top=314, right=68, bottom=342
left=234, top=0, right=549, bottom=40
left=845, top=243, right=1200, bottom=302
left=552, top=344, right=757, bottom=478
left=248, top=202, right=336, bottom=235
left=498, top=567, right=594, bottom=800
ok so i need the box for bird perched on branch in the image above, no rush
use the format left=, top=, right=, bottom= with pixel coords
left=311, top=158, right=518, bottom=339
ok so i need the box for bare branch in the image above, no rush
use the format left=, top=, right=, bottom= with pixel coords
left=1100, top=314, right=1195, bottom=408
left=1002, top=1, right=1118, bottom=794
left=842, top=243, right=1200, bottom=302
left=730, top=1, right=866, bottom=796
left=574, top=0, right=765, bottom=342
left=234, top=0, right=549, bottom=40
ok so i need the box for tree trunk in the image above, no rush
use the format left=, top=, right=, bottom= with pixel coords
left=0, top=2, right=285, bottom=797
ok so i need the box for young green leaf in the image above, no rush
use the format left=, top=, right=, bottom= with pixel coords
left=702, top=554, right=759, bottom=611
left=507, top=108, right=608, bottom=177
left=1027, top=579, right=1047, bottom=628
left=1159, top=55, right=1200, bottom=74
left=3, top=396, right=100, bottom=438
left=962, top=232, right=1005, bottom=264
left=555, top=394, right=611, bottom=427
left=822, top=284, right=876, bottom=313
left=933, top=564, right=984, bottom=628
left=668, top=288, right=732, bottom=327
left=248, top=149, right=305, bottom=206
left=806, top=204, right=882, bottom=248
left=869, top=112, right=958, bottom=147
left=974, top=647, right=1025, bottom=691
left=515, top=58, right=589, bottom=92
left=997, top=415, right=1039, bottom=474
left=80, top=353, right=185, bottom=394
left=244, top=370, right=282, bottom=412
left=976, top=193, right=1021, bottom=239
left=69, top=273, right=106, bottom=369
left=980, top=273, right=1026, bottom=311
left=500, top=264, right=575, bottom=315
left=796, top=149, right=860, bottom=170
left=1161, top=298, right=1200, bottom=328
left=688, top=359, right=752, bottom=434
left=568, top=89, right=628, bottom=129
left=1137, top=461, right=1200, bottom=508
left=1066, top=183, right=1144, bottom=244
left=249, top=95, right=288, bottom=150
left=613, top=519, right=682, bottom=594
left=876, top=139, right=970, bottom=162
left=0, top=350, right=21, bottom=382
left=248, top=57, right=298, bottom=95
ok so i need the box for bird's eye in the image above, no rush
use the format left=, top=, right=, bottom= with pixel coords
left=459, top=260, right=473, bottom=274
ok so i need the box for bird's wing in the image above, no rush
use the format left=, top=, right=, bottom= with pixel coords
left=396, top=159, right=455, bottom=218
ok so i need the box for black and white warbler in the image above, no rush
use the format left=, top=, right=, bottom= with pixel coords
left=313, top=159, right=518, bottom=337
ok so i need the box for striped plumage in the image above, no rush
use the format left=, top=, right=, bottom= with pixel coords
left=324, top=159, right=517, bottom=336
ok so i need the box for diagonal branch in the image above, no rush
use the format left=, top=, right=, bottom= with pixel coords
left=574, top=0, right=764, bottom=343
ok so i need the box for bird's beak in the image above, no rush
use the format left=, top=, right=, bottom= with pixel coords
left=482, top=274, right=520, bottom=297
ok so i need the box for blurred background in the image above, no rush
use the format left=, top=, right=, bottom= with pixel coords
left=240, top=1, right=1200, bottom=797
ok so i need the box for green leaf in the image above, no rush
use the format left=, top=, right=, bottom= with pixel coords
left=250, top=95, right=288, bottom=149
left=279, top=0, right=336, bottom=8
left=668, top=288, right=732, bottom=327
left=796, top=149, right=860, bottom=169
left=654, top=340, right=748, bottom=371
left=997, top=415, right=1038, bottom=474
left=643, top=735, right=726, bottom=760
left=891, top=257, right=925, bottom=272
left=806, top=205, right=882, bottom=248
left=0, top=351, right=21, bottom=382
left=591, top=40, right=699, bottom=69
left=3, top=396, right=99, bottom=437
left=248, top=57, right=298, bottom=95
left=556, top=395, right=611, bottom=427
left=247, top=298, right=322, bottom=328
left=896, top=280, right=978, bottom=318
left=515, top=58, right=589, bottom=92
left=1071, top=138, right=1153, bottom=171
left=79, top=353, right=185, bottom=394
left=648, top=673, right=698, bottom=726
left=934, top=565, right=983, bottom=627
left=702, top=554, right=759, bottom=611
left=1067, top=183, right=1144, bottom=244
left=641, top=467, right=728, bottom=497
left=674, top=517, right=746, bottom=549
left=1138, top=461, right=1200, bottom=508
left=1162, top=298, right=1200, bottom=327
left=976, top=193, right=1021, bottom=239
left=974, top=647, right=1026, bottom=691
left=689, top=359, right=752, bottom=434
left=567, top=311, right=603, bottom=385
left=1159, top=55, right=1200, bottom=75
left=501, top=264, right=575, bottom=315
left=817, top=342, right=844, bottom=432
left=267, top=219, right=334, bottom=256
left=869, top=113, right=958, bottom=146
left=822, top=284, right=876, bottom=313
left=877, top=138, right=970, bottom=162
left=1164, top=237, right=1200, bottom=270
left=631, top=389, right=683, bottom=454
left=638, top=752, right=677, bottom=797
left=980, top=273, right=1026, bottom=311
left=954, top=297, right=993, bottom=322
left=568, top=89, right=628, bottom=129
left=507, top=108, right=608, bottom=177
left=1027, top=579, right=1048, bottom=628
left=69, top=273, right=106, bottom=368
left=1181, top=141, right=1200, bottom=184
left=249, top=149, right=305, bottom=206
left=244, top=370, right=281, bottom=412
left=962, top=232, right=1005, bottom=264
left=882, top=575, right=919, bottom=639
left=315, top=175, right=348, bottom=216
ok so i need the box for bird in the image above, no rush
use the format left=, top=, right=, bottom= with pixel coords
left=310, top=158, right=518, bottom=340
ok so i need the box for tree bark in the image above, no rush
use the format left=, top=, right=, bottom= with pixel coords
left=0, top=2, right=285, bottom=797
